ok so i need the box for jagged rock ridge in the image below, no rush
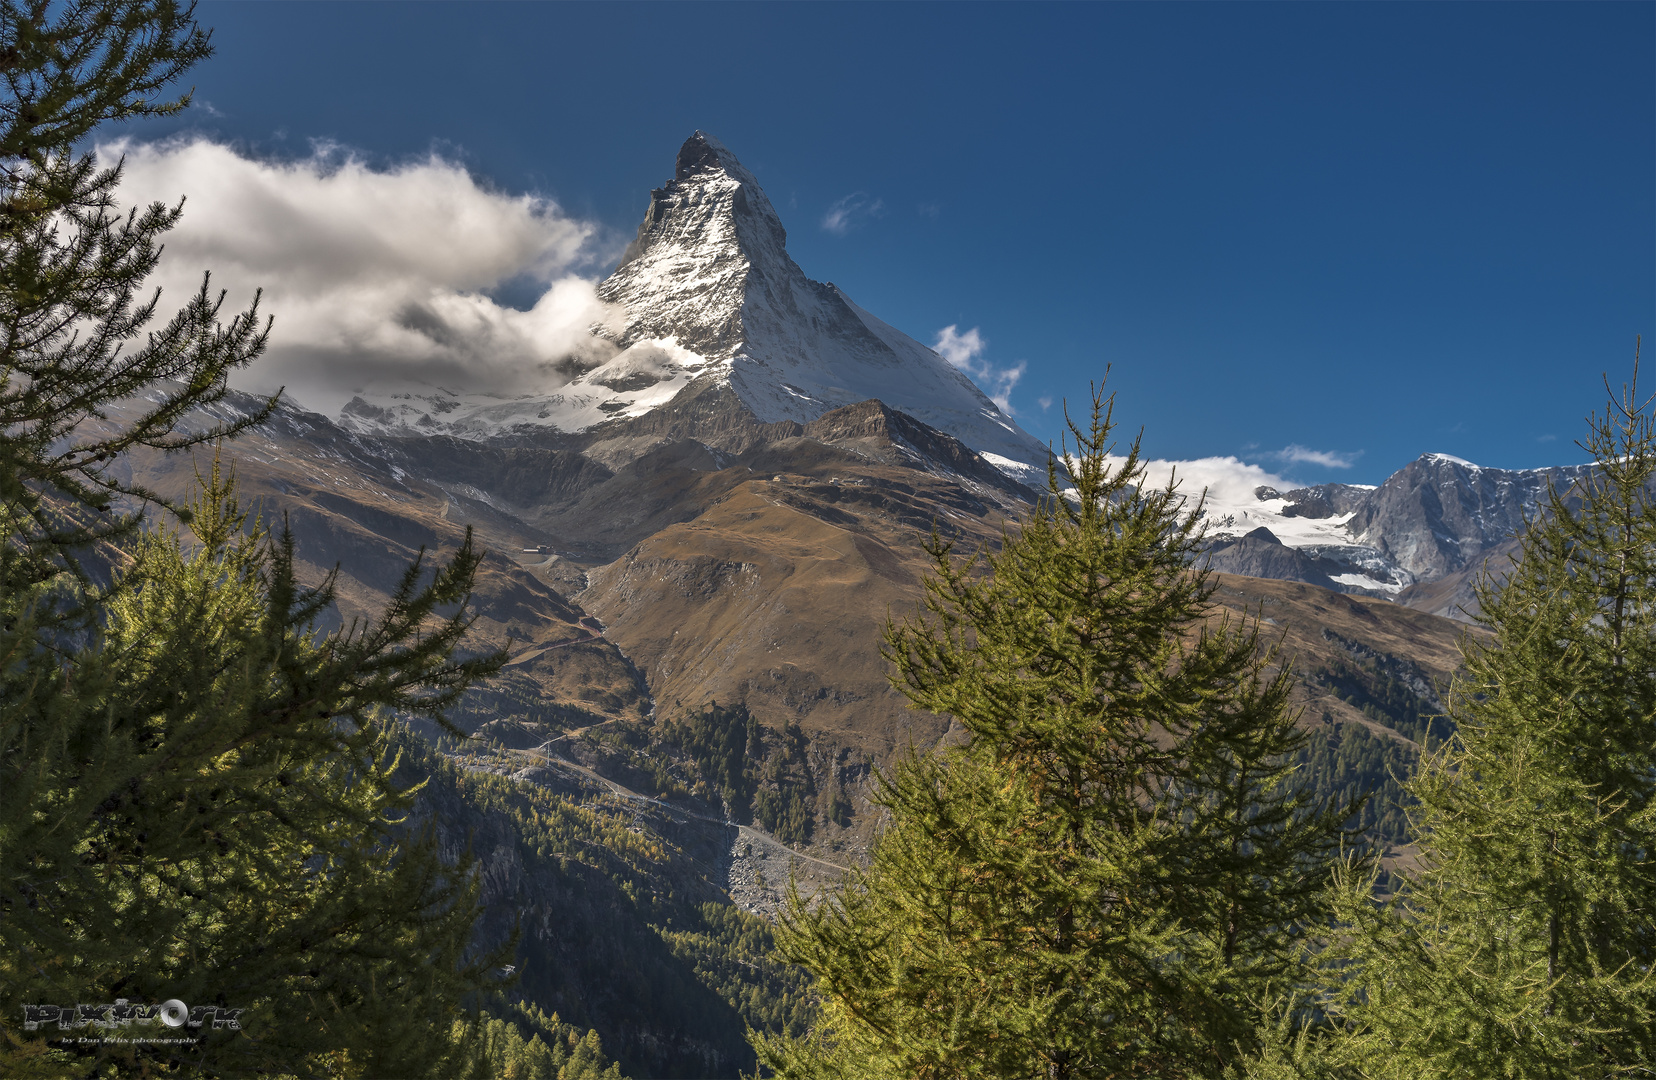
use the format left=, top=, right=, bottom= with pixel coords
left=1344, top=452, right=1592, bottom=581
left=1201, top=453, right=1595, bottom=612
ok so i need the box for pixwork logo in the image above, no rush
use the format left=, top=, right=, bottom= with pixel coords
left=22, top=998, right=243, bottom=1031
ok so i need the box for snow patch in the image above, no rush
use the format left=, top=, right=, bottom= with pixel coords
left=1330, top=573, right=1405, bottom=595
left=1424, top=452, right=1479, bottom=468
left=980, top=452, right=1046, bottom=487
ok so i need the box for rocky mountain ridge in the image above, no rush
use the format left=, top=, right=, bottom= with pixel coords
left=1203, top=452, right=1593, bottom=613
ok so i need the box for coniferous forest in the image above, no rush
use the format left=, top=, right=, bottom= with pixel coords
left=1, top=4, right=1651, bottom=1079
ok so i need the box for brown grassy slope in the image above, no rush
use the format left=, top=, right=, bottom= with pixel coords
left=1209, top=575, right=1476, bottom=739
left=581, top=454, right=1021, bottom=756
left=581, top=436, right=1476, bottom=758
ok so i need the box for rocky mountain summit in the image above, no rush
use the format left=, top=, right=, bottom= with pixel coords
left=1345, top=453, right=1592, bottom=581
left=1203, top=452, right=1593, bottom=613
left=339, top=132, right=1050, bottom=482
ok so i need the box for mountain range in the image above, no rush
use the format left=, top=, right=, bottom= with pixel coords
left=127, top=126, right=1602, bottom=838
left=1203, top=452, right=1591, bottom=615
left=119, top=132, right=1595, bottom=1077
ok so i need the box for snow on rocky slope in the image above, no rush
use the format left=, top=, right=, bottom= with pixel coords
left=339, top=132, right=1051, bottom=480
left=1185, top=451, right=1592, bottom=599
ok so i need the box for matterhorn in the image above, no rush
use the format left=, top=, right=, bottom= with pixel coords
left=341, top=132, right=1050, bottom=483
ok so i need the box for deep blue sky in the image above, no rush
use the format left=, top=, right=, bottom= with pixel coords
left=133, top=2, right=1654, bottom=484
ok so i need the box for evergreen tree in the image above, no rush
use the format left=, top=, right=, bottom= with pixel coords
left=3, top=465, right=507, bottom=1079
left=755, top=390, right=1356, bottom=1080
left=0, top=0, right=271, bottom=583
left=1311, top=356, right=1656, bottom=1078
left=458, top=1003, right=628, bottom=1079
left=0, top=4, right=507, bottom=1075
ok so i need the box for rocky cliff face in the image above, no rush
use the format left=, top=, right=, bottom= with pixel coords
left=1344, top=453, right=1591, bottom=581
left=600, top=131, right=793, bottom=358
left=1252, top=483, right=1374, bottom=521
left=1199, top=455, right=1595, bottom=612
left=1203, top=527, right=1351, bottom=591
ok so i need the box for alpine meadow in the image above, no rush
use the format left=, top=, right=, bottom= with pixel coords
left=0, top=3, right=1650, bottom=1080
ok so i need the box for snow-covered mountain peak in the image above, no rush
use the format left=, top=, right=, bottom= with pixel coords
left=675, top=131, right=764, bottom=188
left=594, top=133, right=1050, bottom=469
left=341, top=133, right=1050, bottom=474
left=599, top=132, right=792, bottom=359
left=1422, top=451, right=1480, bottom=469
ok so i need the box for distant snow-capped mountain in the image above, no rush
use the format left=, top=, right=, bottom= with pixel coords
left=1200, top=452, right=1592, bottom=604
left=339, top=132, right=1050, bottom=482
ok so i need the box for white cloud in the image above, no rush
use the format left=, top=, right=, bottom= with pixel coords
left=821, top=191, right=884, bottom=236
left=932, top=324, right=1026, bottom=414
left=1089, top=455, right=1302, bottom=527
left=104, top=136, right=619, bottom=414
left=933, top=324, right=986, bottom=368
left=1112, top=454, right=1290, bottom=505
left=1267, top=444, right=1360, bottom=469
left=1037, top=395, right=1053, bottom=412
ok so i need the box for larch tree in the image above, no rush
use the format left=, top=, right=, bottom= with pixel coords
left=0, top=3, right=506, bottom=1076
left=754, top=389, right=1357, bottom=1080
left=1305, top=355, right=1656, bottom=1080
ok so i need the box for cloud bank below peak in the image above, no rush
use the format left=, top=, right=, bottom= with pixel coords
left=105, top=137, right=620, bottom=414
left=1072, top=452, right=1371, bottom=526
left=1101, top=454, right=1290, bottom=508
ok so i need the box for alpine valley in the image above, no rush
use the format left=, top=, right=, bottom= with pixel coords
left=122, top=134, right=1593, bottom=1078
